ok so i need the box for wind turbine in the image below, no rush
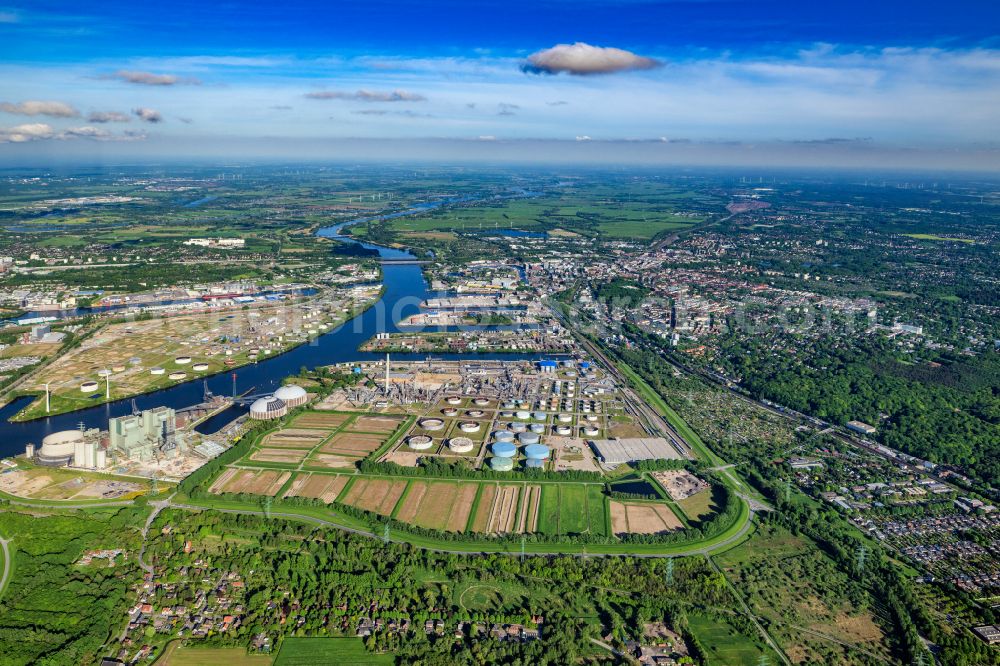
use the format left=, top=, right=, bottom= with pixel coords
left=44, top=383, right=50, bottom=413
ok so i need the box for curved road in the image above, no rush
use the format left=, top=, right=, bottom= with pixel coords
left=0, top=535, right=11, bottom=600
left=171, top=500, right=756, bottom=558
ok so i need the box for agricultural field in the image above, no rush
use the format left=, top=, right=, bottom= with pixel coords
left=282, top=472, right=349, bottom=502
left=393, top=480, right=478, bottom=531
left=274, top=637, right=393, bottom=666
left=536, top=484, right=608, bottom=537
left=714, top=524, right=893, bottom=665
left=468, top=483, right=541, bottom=534
left=346, top=415, right=404, bottom=434
left=290, top=412, right=350, bottom=429
left=232, top=411, right=408, bottom=472
left=361, top=190, right=706, bottom=241
left=159, top=644, right=273, bottom=666
left=319, top=432, right=384, bottom=456
left=608, top=500, right=683, bottom=536
left=208, top=469, right=290, bottom=496
left=338, top=478, right=408, bottom=516
left=250, top=448, right=310, bottom=465
left=261, top=429, right=328, bottom=449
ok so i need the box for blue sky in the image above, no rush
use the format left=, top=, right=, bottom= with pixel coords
left=1, top=0, right=998, bottom=167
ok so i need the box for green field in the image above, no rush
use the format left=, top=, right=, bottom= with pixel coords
left=274, top=638, right=393, bottom=666
left=362, top=193, right=702, bottom=241
left=687, top=613, right=772, bottom=665
left=535, top=484, right=607, bottom=536
left=903, top=233, right=976, bottom=243
left=161, top=645, right=273, bottom=666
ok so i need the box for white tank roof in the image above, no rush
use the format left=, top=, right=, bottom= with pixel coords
left=273, top=385, right=307, bottom=401
left=250, top=396, right=286, bottom=415
left=40, top=430, right=84, bottom=457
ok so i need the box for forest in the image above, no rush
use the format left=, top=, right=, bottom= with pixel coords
left=712, top=335, right=1000, bottom=486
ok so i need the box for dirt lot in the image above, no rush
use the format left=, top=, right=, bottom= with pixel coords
left=320, top=432, right=384, bottom=456
left=209, top=468, right=238, bottom=494
left=249, top=448, right=309, bottom=464
left=348, top=415, right=404, bottom=434
left=340, top=478, right=407, bottom=515
left=0, top=467, right=144, bottom=500
left=382, top=451, right=422, bottom=467
left=394, top=481, right=477, bottom=532
left=283, top=473, right=348, bottom=502
left=243, top=470, right=290, bottom=496
left=470, top=484, right=498, bottom=532
left=210, top=469, right=290, bottom=496
left=609, top=501, right=683, bottom=536
left=549, top=436, right=601, bottom=473
left=516, top=485, right=541, bottom=533
left=487, top=485, right=520, bottom=533
left=262, top=428, right=329, bottom=449
left=305, top=453, right=358, bottom=469
left=652, top=469, right=710, bottom=501
left=292, top=412, right=350, bottom=429
left=395, top=481, right=429, bottom=523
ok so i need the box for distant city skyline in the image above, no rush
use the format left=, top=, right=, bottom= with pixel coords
left=1, top=0, right=999, bottom=168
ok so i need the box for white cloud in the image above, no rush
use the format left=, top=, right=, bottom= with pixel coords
left=132, top=107, right=163, bottom=123
left=58, top=126, right=112, bottom=140
left=305, top=89, right=426, bottom=102
left=108, top=70, right=198, bottom=86
left=0, top=123, right=56, bottom=142
left=0, top=122, right=147, bottom=143
left=0, top=100, right=79, bottom=117
left=87, top=111, right=131, bottom=123
left=523, top=42, right=662, bottom=75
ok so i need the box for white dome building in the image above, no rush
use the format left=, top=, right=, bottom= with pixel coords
left=250, top=395, right=288, bottom=420
left=273, top=384, right=308, bottom=408
left=36, top=430, right=82, bottom=466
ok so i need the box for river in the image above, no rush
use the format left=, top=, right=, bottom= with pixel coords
left=0, top=193, right=549, bottom=457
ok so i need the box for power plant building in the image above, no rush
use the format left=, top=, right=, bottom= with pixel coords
left=35, top=428, right=102, bottom=467
left=109, top=406, right=184, bottom=461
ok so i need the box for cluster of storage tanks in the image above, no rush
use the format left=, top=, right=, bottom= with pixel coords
left=489, top=429, right=550, bottom=471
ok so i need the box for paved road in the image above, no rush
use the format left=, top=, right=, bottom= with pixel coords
left=138, top=495, right=175, bottom=574
left=0, top=536, right=11, bottom=600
